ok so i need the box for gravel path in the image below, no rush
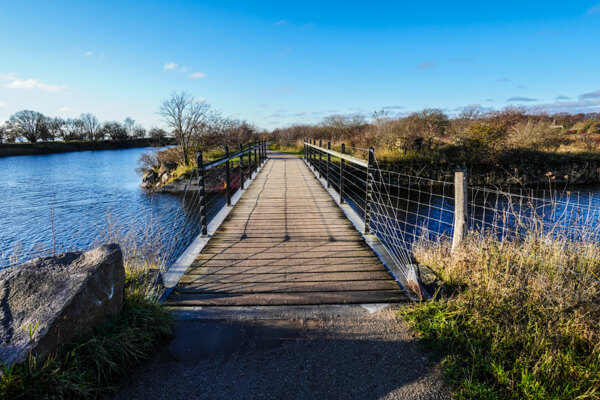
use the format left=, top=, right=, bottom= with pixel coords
left=113, top=306, right=450, bottom=400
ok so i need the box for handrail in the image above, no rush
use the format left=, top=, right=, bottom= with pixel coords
left=203, top=144, right=262, bottom=171
left=304, top=142, right=368, bottom=168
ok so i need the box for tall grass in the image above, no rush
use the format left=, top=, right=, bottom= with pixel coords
left=404, top=221, right=600, bottom=398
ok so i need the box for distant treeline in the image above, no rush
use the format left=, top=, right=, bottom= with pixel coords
left=0, top=138, right=176, bottom=157
left=271, top=107, right=600, bottom=156
left=0, top=110, right=169, bottom=144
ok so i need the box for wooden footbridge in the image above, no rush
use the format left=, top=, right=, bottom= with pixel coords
left=166, top=149, right=408, bottom=307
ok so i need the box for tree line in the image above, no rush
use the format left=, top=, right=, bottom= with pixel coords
left=271, top=107, right=600, bottom=157
left=0, top=110, right=168, bottom=143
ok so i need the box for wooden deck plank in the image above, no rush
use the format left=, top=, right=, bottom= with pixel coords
left=167, top=152, right=406, bottom=307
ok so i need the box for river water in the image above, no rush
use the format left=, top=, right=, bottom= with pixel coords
left=0, top=148, right=222, bottom=268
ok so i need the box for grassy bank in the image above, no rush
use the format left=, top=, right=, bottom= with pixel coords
left=403, top=232, right=600, bottom=399
left=0, top=138, right=175, bottom=157
left=0, top=259, right=173, bottom=399
left=268, top=142, right=303, bottom=156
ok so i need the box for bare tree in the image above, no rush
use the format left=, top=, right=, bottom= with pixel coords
left=8, top=110, right=48, bottom=142
left=80, top=113, right=101, bottom=141
left=101, top=121, right=128, bottom=140
left=124, top=117, right=135, bottom=138
left=148, top=127, right=167, bottom=141
left=132, top=125, right=146, bottom=138
left=0, top=122, right=7, bottom=143
left=159, top=91, right=211, bottom=165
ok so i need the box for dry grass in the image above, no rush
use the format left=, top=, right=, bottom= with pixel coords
left=404, top=227, right=600, bottom=399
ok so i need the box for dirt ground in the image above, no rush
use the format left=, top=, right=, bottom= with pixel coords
left=113, top=306, right=450, bottom=400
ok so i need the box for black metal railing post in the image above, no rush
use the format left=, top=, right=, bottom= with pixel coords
left=248, top=141, right=253, bottom=175
left=239, top=143, right=245, bottom=190
left=254, top=141, right=258, bottom=171
left=339, top=144, right=345, bottom=204
left=318, top=139, right=323, bottom=178
left=225, top=145, right=231, bottom=206
left=364, top=147, right=375, bottom=235
left=197, top=151, right=208, bottom=236
left=326, top=141, right=331, bottom=188
left=304, top=139, right=307, bottom=160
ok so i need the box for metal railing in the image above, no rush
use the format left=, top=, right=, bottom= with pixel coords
left=196, top=140, right=267, bottom=236
left=304, top=139, right=600, bottom=297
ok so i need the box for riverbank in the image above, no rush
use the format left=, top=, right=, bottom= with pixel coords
left=0, top=138, right=176, bottom=157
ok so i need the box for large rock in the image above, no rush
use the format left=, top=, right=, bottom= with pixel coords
left=0, top=244, right=125, bottom=366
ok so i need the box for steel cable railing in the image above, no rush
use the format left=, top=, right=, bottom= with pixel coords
left=303, top=139, right=600, bottom=297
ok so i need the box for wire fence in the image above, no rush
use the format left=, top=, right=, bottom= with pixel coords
left=304, top=140, right=600, bottom=294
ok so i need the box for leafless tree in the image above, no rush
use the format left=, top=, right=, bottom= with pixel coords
left=80, top=113, right=101, bottom=141
left=8, top=110, right=47, bottom=142
left=124, top=117, right=136, bottom=138
left=159, top=91, right=211, bottom=165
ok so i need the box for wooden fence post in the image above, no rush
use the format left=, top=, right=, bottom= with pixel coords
left=452, top=170, right=468, bottom=252
left=197, top=151, right=208, bottom=236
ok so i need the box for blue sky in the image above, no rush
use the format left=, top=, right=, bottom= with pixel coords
left=1, top=1, right=600, bottom=130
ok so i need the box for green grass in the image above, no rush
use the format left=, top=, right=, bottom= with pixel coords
left=0, top=269, right=173, bottom=399
left=402, top=233, right=600, bottom=399
left=268, top=142, right=303, bottom=156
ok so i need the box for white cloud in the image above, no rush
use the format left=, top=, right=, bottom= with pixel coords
left=586, top=2, right=600, bottom=14
left=164, top=62, right=178, bottom=71
left=84, top=51, right=93, bottom=57
left=274, top=19, right=288, bottom=26
left=196, top=98, right=206, bottom=103
left=0, top=100, right=6, bottom=108
left=0, top=72, right=67, bottom=92
left=58, top=106, right=72, bottom=112
left=189, top=72, right=206, bottom=79
left=180, top=66, right=188, bottom=73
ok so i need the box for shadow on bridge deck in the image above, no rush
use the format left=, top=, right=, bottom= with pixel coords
left=167, top=152, right=407, bottom=307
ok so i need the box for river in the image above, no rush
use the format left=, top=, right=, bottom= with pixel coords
left=0, top=148, right=221, bottom=268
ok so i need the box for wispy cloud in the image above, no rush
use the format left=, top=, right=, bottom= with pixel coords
left=516, top=84, right=527, bottom=89
left=189, top=72, right=206, bottom=79
left=274, top=19, right=288, bottom=26
left=0, top=100, right=6, bottom=108
left=58, top=106, right=72, bottom=112
left=276, top=87, right=292, bottom=93
left=555, top=95, right=570, bottom=101
left=580, top=89, right=600, bottom=99
left=586, top=2, right=600, bottom=14
left=507, top=96, right=538, bottom=102
left=0, top=72, right=67, bottom=93
left=496, top=78, right=510, bottom=83
left=540, top=98, right=600, bottom=113
left=196, top=97, right=206, bottom=103
left=382, top=105, right=405, bottom=110
left=84, top=51, right=103, bottom=63
left=417, top=61, right=435, bottom=70
left=164, top=62, right=178, bottom=71
left=179, top=66, right=188, bottom=73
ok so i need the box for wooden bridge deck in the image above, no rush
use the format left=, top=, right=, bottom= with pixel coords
left=167, top=152, right=407, bottom=306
